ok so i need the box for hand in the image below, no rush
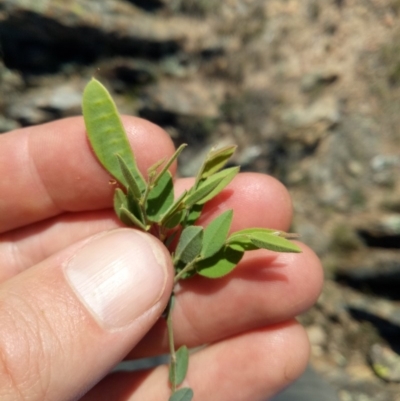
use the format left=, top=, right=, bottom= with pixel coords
left=0, top=116, right=323, bottom=401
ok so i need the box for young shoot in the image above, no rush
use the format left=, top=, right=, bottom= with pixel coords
left=82, top=78, right=301, bottom=401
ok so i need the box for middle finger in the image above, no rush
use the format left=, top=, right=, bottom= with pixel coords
left=0, top=173, right=292, bottom=282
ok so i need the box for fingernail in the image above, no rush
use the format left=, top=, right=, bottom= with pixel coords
left=64, top=229, right=169, bottom=330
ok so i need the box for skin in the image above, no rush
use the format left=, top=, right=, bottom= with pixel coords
left=0, top=116, right=323, bottom=401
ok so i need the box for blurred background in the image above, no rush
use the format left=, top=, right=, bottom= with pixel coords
left=0, top=1, right=400, bottom=400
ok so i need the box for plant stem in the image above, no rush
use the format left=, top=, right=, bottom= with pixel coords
left=167, top=294, right=177, bottom=393
left=139, top=179, right=154, bottom=225
left=173, top=258, right=199, bottom=284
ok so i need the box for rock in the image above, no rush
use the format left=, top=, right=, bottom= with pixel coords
left=236, top=144, right=262, bottom=167
left=44, top=84, right=83, bottom=114
left=301, top=70, right=339, bottom=92
left=307, top=324, right=328, bottom=346
left=369, top=344, right=400, bottom=382
left=371, top=155, right=400, bottom=172
left=370, top=155, right=400, bottom=187
left=140, top=80, right=223, bottom=119
left=0, top=60, right=24, bottom=91
left=7, top=103, right=52, bottom=126
left=295, top=220, right=330, bottom=255
left=138, top=79, right=223, bottom=149
left=282, top=97, right=340, bottom=130
left=281, top=97, right=340, bottom=147
left=357, top=215, right=400, bottom=249
left=335, top=249, right=400, bottom=299
left=7, top=81, right=84, bottom=125
left=380, top=196, right=400, bottom=213
left=0, top=0, right=213, bottom=75
left=347, top=160, right=364, bottom=177
left=98, top=59, right=158, bottom=91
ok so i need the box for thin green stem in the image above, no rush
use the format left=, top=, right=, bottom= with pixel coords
left=167, top=295, right=177, bottom=393
left=173, top=258, right=199, bottom=284
left=138, top=178, right=155, bottom=226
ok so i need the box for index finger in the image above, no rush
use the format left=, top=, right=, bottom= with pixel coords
left=0, top=116, right=176, bottom=233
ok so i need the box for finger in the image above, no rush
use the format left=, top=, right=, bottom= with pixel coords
left=0, top=116, right=176, bottom=233
left=1, top=173, right=292, bottom=279
left=0, top=211, right=121, bottom=282
left=81, top=321, right=310, bottom=401
left=129, top=242, right=322, bottom=358
left=0, top=229, right=173, bottom=401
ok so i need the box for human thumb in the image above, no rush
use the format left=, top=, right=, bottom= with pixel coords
left=0, top=228, right=172, bottom=401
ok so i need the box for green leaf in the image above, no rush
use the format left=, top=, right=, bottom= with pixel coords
left=153, top=144, right=187, bottom=185
left=195, top=145, right=237, bottom=184
left=201, top=210, right=233, bottom=259
left=228, top=228, right=301, bottom=253
left=175, top=346, right=189, bottom=385
left=113, top=188, right=127, bottom=219
left=185, top=166, right=239, bottom=207
left=228, top=228, right=277, bottom=247
left=229, top=227, right=278, bottom=238
left=161, top=190, right=187, bottom=225
left=116, top=154, right=142, bottom=197
left=164, top=210, right=185, bottom=229
left=146, top=171, right=174, bottom=222
left=195, top=166, right=239, bottom=205
left=169, top=388, right=193, bottom=401
left=174, top=226, right=203, bottom=264
left=114, top=188, right=145, bottom=227
left=185, top=204, right=203, bottom=226
left=148, top=158, right=166, bottom=177
left=126, top=188, right=145, bottom=223
left=82, top=78, right=145, bottom=191
left=169, top=346, right=189, bottom=386
left=197, top=246, right=244, bottom=278
left=250, top=235, right=301, bottom=253
left=119, top=206, right=148, bottom=231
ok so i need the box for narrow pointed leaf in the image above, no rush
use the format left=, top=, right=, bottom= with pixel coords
left=229, top=228, right=278, bottom=239
left=228, top=228, right=301, bottom=253
left=250, top=235, right=301, bottom=253
left=174, top=226, right=203, bottom=264
left=195, top=166, right=239, bottom=205
left=161, top=190, right=187, bottom=224
left=185, top=166, right=239, bottom=207
left=116, top=154, right=142, bottom=197
left=228, top=228, right=277, bottom=250
left=126, top=188, right=145, bottom=223
left=201, top=210, right=233, bottom=259
left=148, top=158, right=166, bottom=177
left=196, top=145, right=237, bottom=184
left=154, top=143, right=187, bottom=186
left=169, top=346, right=189, bottom=386
left=184, top=176, right=223, bottom=207
left=197, top=246, right=244, bottom=278
left=82, top=78, right=145, bottom=191
left=169, top=388, right=193, bottom=401
left=146, top=171, right=174, bottom=222
left=119, top=206, right=148, bottom=230
left=164, top=210, right=185, bottom=229
left=113, top=188, right=127, bottom=219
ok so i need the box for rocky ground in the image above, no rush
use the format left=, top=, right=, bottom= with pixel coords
left=1, top=0, right=400, bottom=400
